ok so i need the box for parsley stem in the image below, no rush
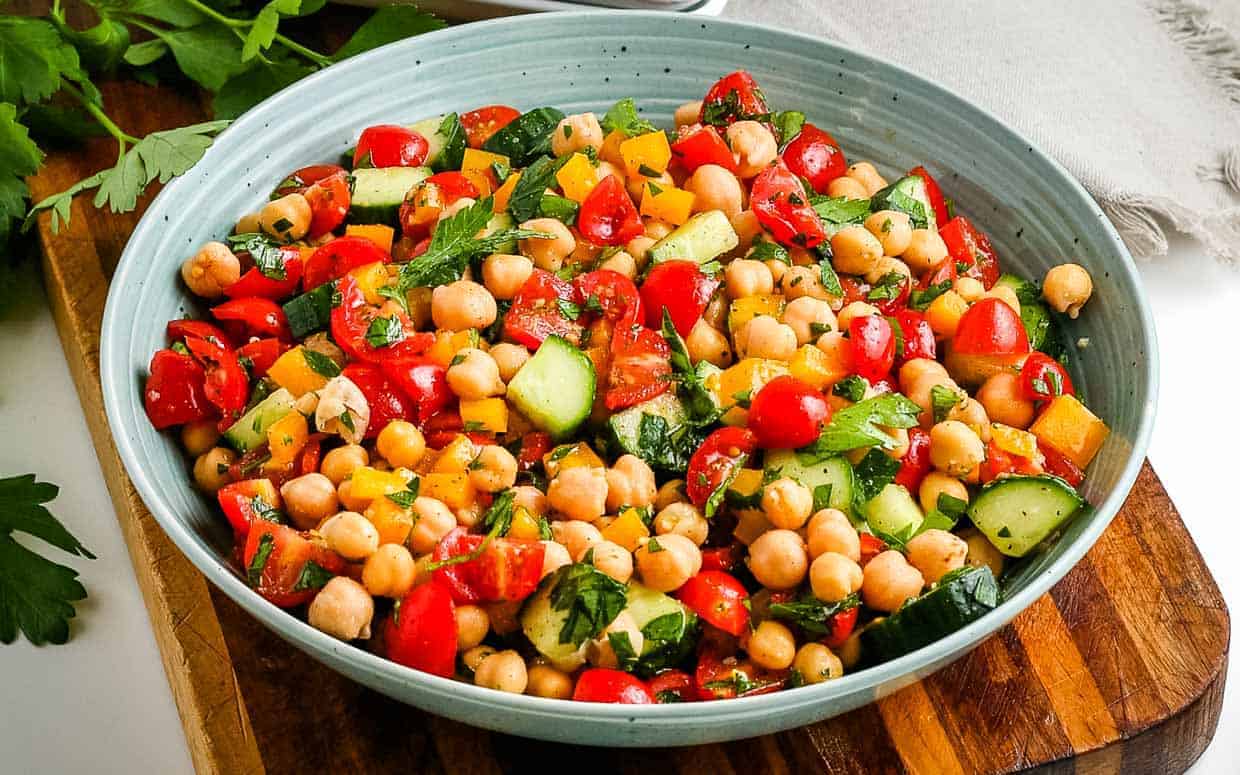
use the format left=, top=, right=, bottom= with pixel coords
left=174, top=0, right=333, bottom=67
left=179, top=0, right=248, bottom=28
left=274, top=34, right=333, bottom=67
left=60, top=82, right=140, bottom=148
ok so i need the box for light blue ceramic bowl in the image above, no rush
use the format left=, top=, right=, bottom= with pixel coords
left=100, top=11, right=1157, bottom=746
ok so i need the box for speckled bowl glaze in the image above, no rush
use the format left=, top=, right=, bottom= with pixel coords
left=100, top=11, right=1158, bottom=746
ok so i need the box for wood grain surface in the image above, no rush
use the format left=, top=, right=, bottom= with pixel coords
left=24, top=8, right=1230, bottom=773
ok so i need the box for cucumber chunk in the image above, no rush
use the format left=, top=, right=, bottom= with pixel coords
left=222, top=388, right=296, bottom=452
left=506, top=334, right=595, bottom=440
left=482, top=107, right=565, bottom=166
left=408, top=115, right=448, bottom=167
left=520, top=567, right=589, bottom=671
left=648, top=210, right=739, bottom=264
left=282, top=281, right=335, bottom=339
left=762, top=449, right=855, bottom=519
left=408, top=113, right=465, bottom=173
left=624, top=583, right=698, bottom=676
left=349, top=166, right=431, bottom=226
left=608, top=392, right=688, bottom=460
left=483, top=211, right=516, bottom=254
left=861, top=483, right=924, bottom=538
left=861, top=565, right=999, bottom=664
left=870, top=175, right=936, bottom=230
left=967, top=474, right=1083, bottom=557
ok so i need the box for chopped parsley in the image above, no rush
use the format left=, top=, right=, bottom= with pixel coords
left=600, top=97, right=657, bottom=137
left=557, top=299, right=582, bottom=320
left=832, top=375, right=868, bottom=403
left=302, top=348, right=341, bottom=378
left=246, top=533, right=275, bottom=587
left=227, top=233, right=287, bottom=280
left=386, top=482, right=420, bottom=509
left=867, top=272, right=907, bottom=303
left=292, top=560, right=335, bottom=591
left=799, top=393, right=922, bottom=460
left=749, top=238, right=790, bottom=264
left=908, top=280, right=952, bottom=311
left=364, top=315, right=406, bottom=349
left=769, top=593, right=860, bottom=635
left=548, top=563, right=627, bottom=647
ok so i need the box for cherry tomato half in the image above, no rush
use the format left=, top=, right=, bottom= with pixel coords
left=143, top=349, right=213, bottom=429
left=574, top=269, right=644, bottom=327
left=1019, top=352, right=1075, bottom=402
left=183, top=334, right=249, bottom=423
left=908, top=165, right=949, bottom=227
left=605, top=323, right=671, bottom=411
left=243, top=521, right=346, bottom=609
left=952, top=298, right=1030, bottom=356
left=211, top=297, right=292, bottom=341
left=273, top=164, right=346, bottom=198
left=1037, top=438, right=1085, bottom=487
left=303, top=170, right=351, bottom=239
left=699, top=70, right=769, bottom=124
left=677, top=571, right=750, bottom=636
left=849, top=315, right=897, bottom=381
left=166, top=319, right=234, bottom=350
left=573, top=668, right=656, bottom=704
left=859, top=533, right=887, bottom=566
left=639, top=260, right=719, bottom=337
left=782, top=122, right=847, bottom=193
left=342, top=364, right=415, bottom=439
left=686, top=427, right=759, bottom=507
left=217, top=479, right=279, bottom=539
left=751, top=161, right=826, bottom=249
left=399, top=172, right=480, bottom=240
left=577, top=175, right=644, bottom=246
left=504, top=269, right=584, bottom=349
left=671, top=124, right=738, bottom=174
left=893, top=427, right=931, bottom=493
left=331, top=276, right=434, bottom=364
left=700, top=544, right=742, bottom=572
left=431, top=527, right=547, bottom=604
left=384, top=580, right=457, bottom=677
left=302, top=235, right=391, bottom=291
left=694, top=647, right=786, bottom=700
left=894, top=309, right=936, bottom=364
left=380, top=357, right=453, bottom=424
left=225, top=246, right=303, bottom=300
left=648, top=670, right=697, bottom=703
left=354, top=124, right=429, bottom=168
left=461, top=105, right=520, bottom=149
left=747, top=375, right=830, bottom=449
left=821, top=605, right=860, bottom=649
left=237, top=338, right=288, bottom=379
left=939, top=216, right=1000, bottom=289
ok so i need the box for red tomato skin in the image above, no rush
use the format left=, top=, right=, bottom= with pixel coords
left=952, top=298, right=1031, bottom=356
left=894, top=309, right=936, bottom=364
left=461, top=105, right=520, bottom=149
left=871, top=275, right=911, bottom=316
left=354, top=124, right=430, bottom=168
left=431, top=527, right=546, bottom=604
left=574, top=269, right=644, bottom=326
left=677, top=571, right=751, bottom=636
left=331, top=276, right=434, bottom=364
left=183, top=335, right=249, bottom=423
left=648, top=670, right=697, bottom=703
left=577, top=175, right=644, bottom=246
left=237, top=338, right=288, bottom=379
left=211, top=297, right=292, bottom=340
left=700, top=544, right=742, bottom=572
left=893, top=428, right=932, bottom=493
left=747, top=375, right=830, bottom=449
left=297, top=433, right=325, bottom=477
left=573, top=669, right=656, bottom=704
left=639, top=260, right=719, bottom=337
left=516, top=432, right=553, bottom=471
left=980, top=439, right=1043, bottom=484
left=342, top=364, right=415, bottom=439
left=822, top=605, right=860, bottom=649
left=686, top=427, right=759, bottom=506
left=504, top=269, right=584, bottom=349
left=782, top=123, right=847, bottom=193
left=606, top=324, right=672, bottom=411
left=849, top=315, right=897, bottom=381
left=380, top=358, right=452, bottom=424
left=242, top=521, right=346, bottom=608
left=384, top=581, right=458, bottom=678
left=144, top=349, right=214, bottom=429
left=699, top=70, right=769, bottom=123
left=939, top=216, right=1000, bottom=289
left=302, top=236, right=391, bottom=291
left=1019, top=352, right=1075, bottom=402
left=920, top=257, right=958, bottom=289
left=303, top=171, right=351, bottom=239
left=274, top=164, right=346, bottom=198
left=1037, top=439, right=1085, bottom=487
left=225, top=247, right=303, bottom=300
left=751, top=162, right=826, bottom=249
left=671, top=124, right=738, bottom=173
left=166, top=319, right=234, bottom=349
left=694, top=649, right=786, bottom=700
left=859, top=533, right=887, bottom=566
left=216, top=479, right=277, bottom=538
left=908, top=165, right=950, bottom=227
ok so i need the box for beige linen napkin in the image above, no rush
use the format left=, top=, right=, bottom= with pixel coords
left=724, top=0, right=1240, bottom=262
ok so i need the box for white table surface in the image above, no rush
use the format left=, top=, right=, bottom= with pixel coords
left=0, top=231, right=1235, bottom=774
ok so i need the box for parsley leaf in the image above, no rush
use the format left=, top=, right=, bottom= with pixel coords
left=748, top=238, right=789, bottom=265
left=812, top=483, right=834, bottom=512
left=227, top=232, right=286, bottom=280
left=557, top=299, right=582, bottom=321
left=819, top=259, right=844, bottom=297
left=548, top=563, right=627, bottom=647
left=246, top=532, right=275, bottom=587
left=769, top=110, right=805, bottom=148
left=832, top=375, right=867, bottom=403
left=799, top=393, right=922, bottom=460
left=538, top=194, right=579, bottom=225
left=851, top=448, right=901, bottom=510
left=364, top=314, right=406, bottom=348
left=660, top=309, right=721, bottom=425
left=506, top=155, right=565, bottom=221
left=481, top=490, right=516, bottom=537
left=432, top=112, right=467, bottom=172
left=931, top=384, right=964, bottom=423
left=600, top=97, right=657, bottom=138
left=333, top=5, right=446, bottom=61
left=704, top=453, right=747, bottom=520
left=292, top=559, right=335, bottom=591
left=908, top=279, right=952, bottom=311
left=0, top=475, right=94, bottom=645
left=769, top=593, right=859, bottom=635
left=0, top=103, right=42, bottom=244
left=302, top=348, right=341, bottom=379
left=385, top=481, right=420, bottom=509
left=0, top=17, right=85, bottom=105
left=810, top=195, right=872, bottom=225
left=866, top=272, right=906, bottom=303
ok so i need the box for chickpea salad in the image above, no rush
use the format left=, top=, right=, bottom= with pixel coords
left=146, top=71, right=1108, bottom=704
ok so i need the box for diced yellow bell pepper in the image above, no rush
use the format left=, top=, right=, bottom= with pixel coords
left=619, top=131, right=672, bottom=178
left=1029, top=394, right=1109, bottom=470
left=508, top=506, right=543, bottom=541
left=266, top=411, right=308, bottom=465
left=727, top=468, right=764, bottom=500
left=431, top=434, right=478, bottom=472
left=639, top=183, right=695, bottom=225
left=349, top=261, right=390, bottom=305
left=459, top=398, right=508, bottom=434
left=298, top=246, right=317, bottom=263
left=601, top=508, right=650, bottom=552
left=405, top=286, right=433, bottom=330
left=461, top=148, right=509, bottom=199
left=728, top=294, right=786, bottom=332
left=991, top=423, right=1040, bottom=460
left=600, top=130, right=626, bottom=166
left=422, top=472, right=475, bottom=509
left=344, top=224, right=395, bottom=254
left=710, top=358, right=790, bottom=426
left=364, top=496, right=415, bottom=546
left=427, top=328, right=482, bottom=367
left=788, top=345, right=836, bottom=391
left=493, top=171, right=521, bottom=213
left=266, top=346, right=330, bottom=398
left=544, top=442, right=604, bottom=478
left=733, top=508, right=774, bottom=546
left=349, top=466, right=410, bottom=502
left=555, top=153, right=598, bottom=203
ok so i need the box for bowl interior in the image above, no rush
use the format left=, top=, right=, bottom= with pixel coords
left=101, top=11, right=1156, bottom=745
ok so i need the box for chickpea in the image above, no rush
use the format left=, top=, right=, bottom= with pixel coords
left=279, top=473, right=338, bottom=529
left=446, top=348, right=505, bottom=401
left=481, top=253, right=533, bottom=301
left=1043, top=263, right=1093, bottom=318
left=901, top=228, right=949, bottom=273
left=864, top=210, right=913, bottom=256
left=977, top=372, right=1035, bottom=429
left=925, top=290, right=969, bottom=338
left=488, top=343, right=531, bottom=383
left=918, top=472, right=969, bottom=514
left=674, top=100, right=703, bottom=127
left=780, top=265, right=832, bottom=302
left=547, top=466, right=608, bottom=522
left=431, top=280, right=497, bottom=332
left=180, top=242, right=241, bottom=298
left=259, top=193, right=312, bottom=241
left=862, top=550, right=925, bottom=612
left=307, top=577, right=373, bottom=641
left=806, top=508, right=861, bottom=561
left=181, top=419, right=221, bottom=458
left=735, top=316, right=797, bottom=361
left=408, top=496, right=457, bottom=554
left=468, top=446, right=518, bottom=494
left=193, top=447, right=236, bottom=493
left=826, top=176, right=869, bottom=200
left=462, top=645, right=498, bottom=672
left=634, top=534, right=701, bottom=592
left=761, top=477, right=814, bottom=530
left=899, top=358, right=949, bottom=392
left=449, top=604, right=490, bottom=651
left=729, top=209, right=763, bottom=248
left=838, top=630, right=864, bottom=669
left=540, top=539, right=572, bottom=579
left=864, top=255, right=912, bottom=286
left=836, top=301, right=879, bottom=332
left=643, top=216, right=675, bottom=242
left=685, top=318, right=733, bottom=367
left=625, top=235, right=656, bottom=265
left=952, top=276, right=985, bottom=303
left=960, top=527, right=1005, bottom=577
left=320, top=444, right=368, bottom=486
left=334, top=480, right=369, bottom=513
left=589, top=611, right=644, bottom=669
left=235, top=212, right=261, bottom=234
left=358, top=545, right=414, bottom=599
left=948, top=398, right=991, bottom=441
left=319, top=511, right=380, bottom=561
left=810, top=551, right=864, bottom=603
left=905, top=529, right=968, bottom=584
left=726, top=120, right=778, bottom=178
left=747, top=529, right=808, bottom=590
left=551, top=112, right=604, bottom=157
left=655, top=479, right=687, bottom=510
left=815, top=331, right=854, bottom=377
left=604, top=454, right=657, bottom=512
left=794, top=643, right=844, bottom=683
left=982, top=285, right=1021, bottom=316
left=845, top=162, right=887, bottom=196
left=375, top=421, right=425, bottom=470
left=519, top=218, right=575, bottom=271
left=725, top=258, right=775, bottom=300
left=929, top=420, right=985, bottom=476
left=474, top=650, right=528, bottom=694
left=599, top=249, right=637, bottom=279
left=581, top=540, right=633, bottom=584
left=511, top=485, right=548, bottom=517
left=826, top=225, right=881, bottom=276
left=527, top=663, right=574, bottom=699
left=552, top=520, right=604, bottom=560
left=685, top=164, right=745, bottom=217
left=653, top=502, right=709, bottom=545
left=438, top=196, right=477, bottom=223
left=747, top=620, right=797, bottom=670
left=781, top=296, right=836, bottom=345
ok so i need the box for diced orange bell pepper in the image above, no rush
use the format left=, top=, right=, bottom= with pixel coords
left=600, top=508, right=650, bottom=552
left=349, top=261, right=390, bottom=305
left=344, top=224, right=395, bottom=254
left=492, top=171, right=521, bottom=213
left=1029, top=394, right=1109, bottom=470
left=789, top=345, right=834, bottom=390
left=600, top=130, right=626, bottom=166
left=460, top=398, right=508, bottom=434
left=619, top=131, right=672, bottom=178
left=728, top=295, right=786, bottom=332
left=266, top=411, right=308, bottom=465
left=349, top=466, right=410, bottom=502
left=508, top=506, right=543, bottom=541
left=267, top=346, right=331, bottom=397
left=364, top=496, right=416, bottom=545
left=431, top=434, right=479, bottom=472
left=544, top=442, right=604, bottom=478
left=639, top=182, right=695, bottom=225
left=991, top=423, right=1040, bottom=460
left=461, top=148, right=509, bottom=197
left=422, top=472, right=475, bottom=509
left=426, top=328, right=482, bottom=367
left=555, top=152, right=598, bottom=203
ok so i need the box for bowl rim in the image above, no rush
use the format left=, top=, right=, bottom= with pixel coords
left=100, top=9, right=1159, bottom=725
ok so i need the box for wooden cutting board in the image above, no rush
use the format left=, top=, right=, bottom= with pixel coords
left=25, top=16, right=1230, bottom=775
